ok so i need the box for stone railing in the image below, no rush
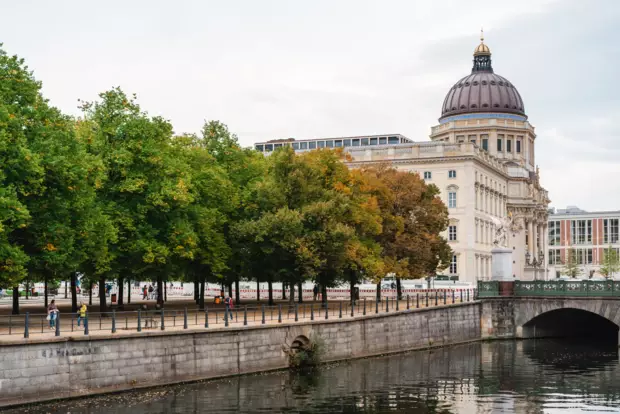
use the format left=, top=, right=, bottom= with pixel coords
left=478, top=280, right=620, bottom=297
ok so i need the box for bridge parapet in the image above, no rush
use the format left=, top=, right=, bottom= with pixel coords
left=478, top=280, right=620, bottom=298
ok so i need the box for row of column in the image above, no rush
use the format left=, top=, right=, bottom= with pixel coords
left=526, top=220, right=548, bottom=260
left=476, top=254, right=492, bottom=280
left=475, top=186, right=507, bottom=217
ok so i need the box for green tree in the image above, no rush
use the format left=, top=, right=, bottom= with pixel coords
left=562, top=247, right=582, bottom=278
left=600, top=246, right=620, bottom=279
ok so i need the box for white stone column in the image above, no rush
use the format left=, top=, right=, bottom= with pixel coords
left=534, top=222, right=539, bottom=257
left=528, top=220, right=534, bottom=256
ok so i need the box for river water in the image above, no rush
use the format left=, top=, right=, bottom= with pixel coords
left=8, top=339, right=620, bottom=413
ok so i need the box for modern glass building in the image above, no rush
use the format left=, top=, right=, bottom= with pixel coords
left=254, top=134, right=413, bottom=153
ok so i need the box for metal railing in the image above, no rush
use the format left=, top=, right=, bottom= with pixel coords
left=477, top=280, right=620, bottom=297
left=0, top=291, right=477, bottom=339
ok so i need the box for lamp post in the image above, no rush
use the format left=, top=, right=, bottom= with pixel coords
left=526, top=250, right=545, bottom=280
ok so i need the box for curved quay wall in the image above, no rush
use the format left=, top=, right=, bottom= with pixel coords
left=0, top=302, right=480, bottom=407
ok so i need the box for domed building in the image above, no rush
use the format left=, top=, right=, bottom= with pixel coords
left=253, top=34, right=551, bottom=282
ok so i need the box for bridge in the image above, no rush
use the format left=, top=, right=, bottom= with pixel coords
left=478, top=280, right=620, bottom=343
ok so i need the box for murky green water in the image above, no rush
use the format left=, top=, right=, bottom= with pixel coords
left=8, top=340, right=620, bottom=413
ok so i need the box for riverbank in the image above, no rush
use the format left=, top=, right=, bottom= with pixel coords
left=0, top=302, right=480, bottom=408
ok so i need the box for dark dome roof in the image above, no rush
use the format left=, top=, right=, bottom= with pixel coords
left=439, top=37, right=526, bottom=121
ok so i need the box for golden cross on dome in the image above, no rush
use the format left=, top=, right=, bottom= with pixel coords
left=480, top=28, right=484, bottom=43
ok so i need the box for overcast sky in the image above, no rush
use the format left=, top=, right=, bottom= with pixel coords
left=2, top=0, right=619, bottom=211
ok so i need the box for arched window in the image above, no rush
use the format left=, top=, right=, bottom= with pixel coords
left=447, top=185, right=458, bottom=209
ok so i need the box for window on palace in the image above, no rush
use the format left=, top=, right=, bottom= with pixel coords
left=575, top=248, right=593, bottom=265
left=604, top=219, right=619, bottom=244
left=448, top=192, right=457, bottom=208
left=309, top=141, right=317, bottom=149
left=317, top=141, right=325, bottom=148
left=370, top=138, right=378, bottom=145
left=424, top=171, right=432, bottom=180
left=469, top=135, right=477, bottom=144
left=497, top=136, right=503, bottom=152
left=265, top=144, right=274, bottom=152
left=300, top=142, right=308, bottom=150
left=571, top=219, right=592, bottom=244
left=343, top=139, right=351, bottom=147
left=255, top=144, right=264, bottom=151
left=548, top=221, right=561, bottom=246
left=516, top=139, right=521, bottom=153
left=379, top=137, right=387, bottom=145
left=325, top=140, right=334, bottom=148
left=361, top=138, right=369, bottom=146
left=292, top=142, right=300, bottom=150
left=506, top=138, right=512, bottom=153
left=482, top=139, right=488, bottom=151
left=449, top=225, right=457, bottom=241
left=549, top=249, right=561, bottom=265
left=450, top=255, right=458, bottom=274
left=448, top=170, right=457, bottom=178
left=388, top=136, right=400, bottom=144
left=352, top=139, right=360, bottom=147
left=456, top=135, right=465, bottom=143
left=334, top=140, right=343, bottom=147
left=274, top=144, right=283, bottom=149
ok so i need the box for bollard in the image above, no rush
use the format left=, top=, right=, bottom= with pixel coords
left=204, top=309, right=209, bottom=328
left=443, top=291, right=446, bottom=305
left=278, top=304, right=282, bottom=323
left=460, top=290, right=463, bottom=303
left=416, top=293, right=420, bottom=309
left=452, top=290, right=455, bottom=304
left=84, top=315, right=89, bottom=335
left=386, top=297, right=389, bottom=312
left=112, top=310, right=117, bottom=333
left=325, top=303, right=329, bottom=320
left=137, top=310, right=142, bottom=332
left=161, top=309, right=165, bottom=330
left=351, top=301, right=354, bottom=317
left=55, top=313, right=60, bottom=337
left=396, top=296, right=399, bottom=311
left=467, top=290, right=470, bottom=302
left=310, top=304, right=314, bottom=321
left=261, top=305, right=266, bottom=324
left=225, top=306, right=229, bottom=327
left=363, top=298, right=367, bottom=316
left=375, top=298, right=379, bottom=314
left=407, top=295, right=410, bottom=310
left=244, top=306, right=248, bottom=326
left=435, top=292, right=438, bottom=306
left=426, top=292, right=429, bottom=307
left=339, top=301, right=342, bottom=319
left=294, top=304, right=298, bottom=322
left=184, top=307, right=188, bottom=329
left=24, top=312, right=29, bottom=339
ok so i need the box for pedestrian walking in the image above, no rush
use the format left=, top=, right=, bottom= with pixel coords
left=224, top=295, right=234, bottom=320
left=148, top=284, right=154, bottom=300
left=77, top=302, right=87, bottom=328
left=47, top=300, right=58, bottom=330
left=313, top=284, right=319, bottom=301
left=142, top=285, right=148, bottom=300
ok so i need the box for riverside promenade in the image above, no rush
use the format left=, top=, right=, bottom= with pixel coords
left=0, top=289, right=474, bottom=343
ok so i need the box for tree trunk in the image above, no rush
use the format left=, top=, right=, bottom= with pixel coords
left=350, top=277, right=355, bottom=304
left=376, top=282, right=381, bottom=301
left=199, top=278, right=205, bottom=310
left=396, top=277, right=402, bottom=301
left=70, top=272, right=78, bottom=313
left=12, top=287, right=19, bottom=315
left=228, top=283, right=233, bottom=299
left=164, top=282, right=167, bottom=302
left=99, top=276, right=106, bottom=313
left=268, top=281, right=274, bottom=305
left=118, top=277, right=124, bottom=309
left=289, top=283, right=295, bottom=306
left=297, top=282, right=303, bottom=303
left=127, top=279, right=131, bottom=304
left=25, top=281, right=29, bottom=300
left=321, top=284, right=327, bottom=307
left=44, top=275, right=49, bottom=309
left=234, top=279, right=240, bottom=305
left=282, top=282, right=286, bottom=300
left=256, top=279, right=260, bottom=301
left=64, top=280, right=68, bottom=299
left=157, top=276, right=164, bottom=307
left=194, top=277, right=199, bottom=305
left=89, top=280, right=93, bottom=306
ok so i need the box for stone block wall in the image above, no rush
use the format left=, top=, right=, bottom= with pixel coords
left=0, top=302, right=480, bottom=407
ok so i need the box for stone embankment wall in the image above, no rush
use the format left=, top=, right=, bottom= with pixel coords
left=0, top=302, right=480, bottom=407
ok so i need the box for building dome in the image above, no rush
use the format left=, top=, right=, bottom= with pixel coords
left=440, top=34, right=526, bottom=121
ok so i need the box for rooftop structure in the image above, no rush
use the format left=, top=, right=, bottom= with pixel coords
left=254, top=134, right=412, bottom=153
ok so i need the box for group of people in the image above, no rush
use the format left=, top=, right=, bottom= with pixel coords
left=46, top=300, right=87, bottom=330
left=142, top=284, right=158, bottom=300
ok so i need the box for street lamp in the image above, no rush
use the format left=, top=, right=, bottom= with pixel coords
left=526, top=250, right=545, bottom=280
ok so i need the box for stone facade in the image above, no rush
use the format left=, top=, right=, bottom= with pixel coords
left=0, top=303, right=480, bottom=407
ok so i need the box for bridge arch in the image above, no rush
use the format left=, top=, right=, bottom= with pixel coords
left=515, top=299, right=620, bottom=343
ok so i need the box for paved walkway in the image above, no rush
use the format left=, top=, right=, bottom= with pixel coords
left=0, top=294, right=473, bottom=343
